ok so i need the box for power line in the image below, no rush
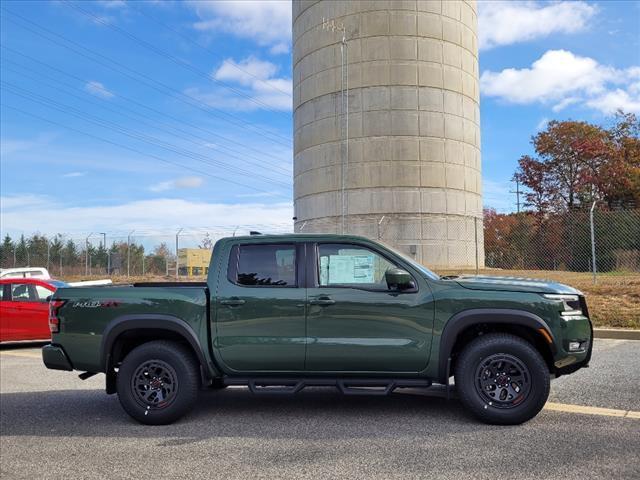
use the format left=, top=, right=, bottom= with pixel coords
left=1, top=59, right=291, bottom=179
left=1, top=6, right=292, bottom=147
left=123, top=0, right=293, bottom=98
left=0, top=44, right=292, bottom=169
left=1, top=82, right=292, bottom=189
left=1, top=103, right=291, bottom=200
left=63, top=0, right=291, bottom=114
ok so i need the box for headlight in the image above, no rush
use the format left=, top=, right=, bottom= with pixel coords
left=543, top=294, right=583, bottom=316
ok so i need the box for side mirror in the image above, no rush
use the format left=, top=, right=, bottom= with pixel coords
left=385, top=268, right=415, bottom=291
left=45, top=295, right=53, bottom=302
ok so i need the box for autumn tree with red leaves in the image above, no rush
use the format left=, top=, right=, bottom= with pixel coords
left=514, top=111, right=640, bottom=213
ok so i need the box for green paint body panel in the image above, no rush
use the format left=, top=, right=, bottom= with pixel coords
left=48, top=234, right=593, bottom=383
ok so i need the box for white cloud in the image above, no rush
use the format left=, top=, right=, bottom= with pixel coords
left=61, top=172, right=86, bottom=178
left=187, top=56, right=292, bottom=111
left=481, top=50, right=640, bottom=114
left=189, top=0, right=291, bottom=54
left=478, top=1, right=596, bottom=50
left=149, top=176, right=204, bottom=192
left=1, top=194, right=51, bottom=210
left=535, top=118, right=549, bottom=131
left=84, top=81, right=114, bottom=99
left=96, top=0, right=126, bottom=8
left=1, top=133, right=57, bottom=157
left=215, top=57, right=278, bottom=86
left=235, top=191, right=281, bottom=198
left=0, top=195, right=293, bottom=237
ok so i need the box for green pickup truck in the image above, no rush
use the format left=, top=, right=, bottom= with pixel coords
left=43, top=234, right=592, bottom=425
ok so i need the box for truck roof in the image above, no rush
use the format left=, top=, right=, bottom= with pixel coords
left=225, top=233, right=372, bottom=242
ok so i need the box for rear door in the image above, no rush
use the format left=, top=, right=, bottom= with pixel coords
left=305, top=242, right=434, bottom=373
left=215, top=242, right=306, bottom=372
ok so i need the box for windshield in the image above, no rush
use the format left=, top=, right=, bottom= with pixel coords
left=378, top=241, right=440, bottom=280
left=48, top=280, right=69, bottom=288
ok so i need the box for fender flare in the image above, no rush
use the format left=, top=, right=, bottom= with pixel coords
left=437, top=308, right=555, bottom=383
left=100, top=314, right=214, bottom=379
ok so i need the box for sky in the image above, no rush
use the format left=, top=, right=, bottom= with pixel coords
left=1, top=0, right=639, bottom=245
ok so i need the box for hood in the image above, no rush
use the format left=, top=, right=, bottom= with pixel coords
left=447, top=275, right=582, bottom=295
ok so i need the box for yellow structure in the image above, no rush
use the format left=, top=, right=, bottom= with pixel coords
left=178, top=248, right=212, bottom=277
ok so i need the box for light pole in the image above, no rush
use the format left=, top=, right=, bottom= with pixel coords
left=85, top=232, right=95, bottom=276
left=175, top=228, right=183, bottom=279
left=127, top=230, right=135, bottom=277
left=590, top=201, right=598, bottom=284
left=99, top=232, right=109, bottom=274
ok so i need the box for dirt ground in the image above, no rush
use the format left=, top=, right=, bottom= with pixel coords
left=63, top=270, right=640, bottom=329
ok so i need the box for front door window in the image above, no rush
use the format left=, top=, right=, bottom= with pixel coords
left=318, top=244, right=397, bottom=290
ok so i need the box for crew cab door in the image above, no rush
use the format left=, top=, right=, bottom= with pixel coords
left=215, top=242, right=306, bottom=372
left=305, top=242, right=434, bottom=373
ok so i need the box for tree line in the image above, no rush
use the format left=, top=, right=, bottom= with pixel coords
left=0, top=233, right=176, bottom=276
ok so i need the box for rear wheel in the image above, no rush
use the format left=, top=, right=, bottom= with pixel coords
left=454, top=333, right=550, bottom=425
left=116, top=340, right=199, bottom=425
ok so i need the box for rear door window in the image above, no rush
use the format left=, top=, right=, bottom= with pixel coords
left=228, top=244, right=296, bottom=287
left=34, top=285, right=54, bottom=302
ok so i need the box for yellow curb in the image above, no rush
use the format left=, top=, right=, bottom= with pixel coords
left=545, top=402, right=639, bottom=419
left=0, top=351, right=42, bottom=359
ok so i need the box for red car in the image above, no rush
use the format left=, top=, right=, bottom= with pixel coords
left=0, top=278, right=69, bottom=342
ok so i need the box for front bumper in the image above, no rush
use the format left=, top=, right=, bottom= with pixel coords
left=42, top=344, right=73, bottom=371
left=553, top=300, right=594, bottom=377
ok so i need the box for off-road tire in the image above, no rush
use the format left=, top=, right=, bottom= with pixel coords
left=116, top=340, right=199, bottom=425
left=454, top=333, right=550, bottom=425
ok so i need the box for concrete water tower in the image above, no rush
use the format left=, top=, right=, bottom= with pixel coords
left=292, top=0, right=483, bottom=268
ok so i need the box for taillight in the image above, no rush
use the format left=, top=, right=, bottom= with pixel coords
left=49, top=300, right=66, bottom=333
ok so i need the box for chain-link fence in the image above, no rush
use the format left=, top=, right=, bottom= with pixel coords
left=483, top=208, right=640, bottom=273
left=1, top=208, right=638, bottom=281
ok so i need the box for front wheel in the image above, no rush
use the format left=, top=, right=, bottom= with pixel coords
left=454, top=333, right=550, bottom=425
left=116, top=340, right=199, bottom=425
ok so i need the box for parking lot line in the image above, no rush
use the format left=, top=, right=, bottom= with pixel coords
left=545, top=402, right=640, bottom=419
left=0, top=350, right=42, bottom=359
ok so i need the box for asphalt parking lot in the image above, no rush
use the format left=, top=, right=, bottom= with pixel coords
left=1, top=339, right=639, bottom=480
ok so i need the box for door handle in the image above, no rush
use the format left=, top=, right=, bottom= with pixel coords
left=309, top=297, right=335, bottom=306
left=220, top=298, right=245, bottom=307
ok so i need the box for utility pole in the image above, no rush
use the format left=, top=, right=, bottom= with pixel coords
left=175, top=228, right=183, bottom=279
left=510, top=180, right=522, bottom=213
left=85, top=232, right=94, bottom=276
left=127, top=230, right=135, bottom=277
left=322, top=16, right=349, bottom=234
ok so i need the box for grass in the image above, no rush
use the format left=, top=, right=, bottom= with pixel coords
left=63, top=269, right=640, bottom=329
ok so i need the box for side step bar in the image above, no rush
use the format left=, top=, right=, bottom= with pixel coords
left=222, top=377, right=432, bottom=396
